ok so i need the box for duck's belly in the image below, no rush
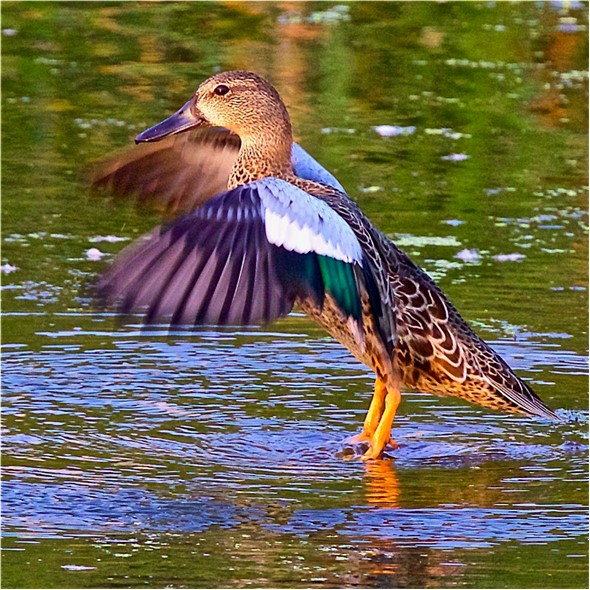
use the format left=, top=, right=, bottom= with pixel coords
left=296, top=294, right=385, bottom=371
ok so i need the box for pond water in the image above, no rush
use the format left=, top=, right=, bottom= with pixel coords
left=1, top=2, right=588, bottom=588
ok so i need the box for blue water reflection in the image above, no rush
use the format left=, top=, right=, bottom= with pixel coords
left=3, top=320, right=587, bottom=563
left=1, top=0, right=588, bottom=586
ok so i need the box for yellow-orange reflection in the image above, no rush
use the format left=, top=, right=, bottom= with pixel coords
left=362, top=457, right=401, bottom=508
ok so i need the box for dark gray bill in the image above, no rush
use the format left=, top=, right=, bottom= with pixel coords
left=135, top=100, right=203, bottom=144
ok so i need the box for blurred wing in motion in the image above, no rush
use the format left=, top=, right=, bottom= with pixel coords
left=90, top=127, right=344, bottom=216
left=90, top=127, right=240, bottom=216
left=95, top=177, right=367, bottom=330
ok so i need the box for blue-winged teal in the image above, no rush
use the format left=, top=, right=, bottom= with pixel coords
left=94, top=70, right=558, bottom=460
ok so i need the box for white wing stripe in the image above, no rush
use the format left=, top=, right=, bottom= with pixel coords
left=259, top=177, right=363, bottom=264
left=264, top=209, right=356, bottom=262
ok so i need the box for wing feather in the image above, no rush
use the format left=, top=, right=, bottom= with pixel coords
left=94, top=179, right=367, bottom=330
left=90, top=127, right=344, bottom=216
left=474, top=352, right=560, bottom=420
left=90, top=128, right=239, bottom=216
left=393, top=275, right=558, bottom=420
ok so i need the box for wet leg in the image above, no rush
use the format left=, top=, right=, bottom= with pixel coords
left=348, top=377, right=387, bottom=444
left=361, top=383, right=401, bottom=460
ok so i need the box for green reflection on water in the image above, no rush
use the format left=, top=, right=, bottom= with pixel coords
left=2, top=2, right=588, bottom=589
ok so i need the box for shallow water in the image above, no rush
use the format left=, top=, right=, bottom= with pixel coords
left=2, top=2, right=588, bottom=589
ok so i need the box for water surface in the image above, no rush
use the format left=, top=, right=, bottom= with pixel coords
left=2, top=2, right=588, bottom=588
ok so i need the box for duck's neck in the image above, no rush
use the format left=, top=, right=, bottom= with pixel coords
left=228, top=129, right=295, bottom=189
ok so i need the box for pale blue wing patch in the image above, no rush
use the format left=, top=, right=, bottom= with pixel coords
left=257, top=177, right=362, bottom=264
left=291, top=143, right=345, bottom=192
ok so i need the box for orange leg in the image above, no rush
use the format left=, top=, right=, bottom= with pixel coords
left=348, top=378, right=387, bottom=444
left=361, top=382, right=401, bottom=461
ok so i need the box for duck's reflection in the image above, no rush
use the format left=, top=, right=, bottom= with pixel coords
left=339, top=457, right=469, bottom=587
left=362, top=457, right=401, bottom=508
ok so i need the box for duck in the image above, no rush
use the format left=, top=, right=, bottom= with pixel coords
left=93, top=70, right=559, bottom=460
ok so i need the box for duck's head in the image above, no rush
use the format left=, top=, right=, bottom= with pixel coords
left=135, top=70, right=292, bottom=145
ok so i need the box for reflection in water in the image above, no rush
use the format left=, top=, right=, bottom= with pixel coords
left=1, top=1, right=588, bottom=587
left=3, top=329, right=586, bottom=528
left=363, top=460, right=401, bottom=508
left=3, top=325, right=587, bottom=552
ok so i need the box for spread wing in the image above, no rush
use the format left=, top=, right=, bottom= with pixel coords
left=90, top=127, right=239, bottom=216
left=90, top=127, right=344, bottom=216
left=291, top=143, right=344, bottom=192
left=95, top=177, right=369, bottom=329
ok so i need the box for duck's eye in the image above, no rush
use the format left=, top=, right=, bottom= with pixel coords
left=213, top=84, right=230, bottom=96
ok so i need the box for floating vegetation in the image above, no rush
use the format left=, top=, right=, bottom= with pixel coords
left=455, top=248, right=482, bottom=263
left=441, top=153, right=470, bottom=162
left=1, top=263, right=18, bottom=274
left=493, top=253, right=526, bottom=262
left=373, top=125, right=416, bottom=137
left=425, top=128, right=472, bottom=140
left=88, top=235, right=128, bottom=243
left=321, top=127, right=355, bottom=134
left=358, top=185, right=383, bottom=193
left=278, top=4, right=350, bottom=25
left=85, top=248, right=105, bottom=261
left=394, top=234, right=462, bottom=248
left=74, top=117, right=137, bottom=130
